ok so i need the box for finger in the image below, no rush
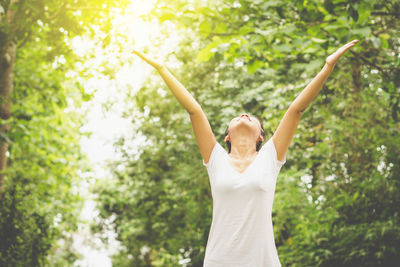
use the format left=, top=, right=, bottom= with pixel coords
left=346, top=39, right=359, bottom=45
left=342, top=40, right=358, bottom=48
left=344, top=40, right=359, bottom=49
left=133, top=52, right=153, bottom=64
left=343, top=43, right=357, bottom=51
left=132, top=50, right=142, bottom=57
left=132, top=50, right=143, bottom=56
left=132, top=50, right=147, bottom=56
left=340, top=41, right=358, bottom=52
left=134, top=52, right=150, bottom=60
left=346, top=40, right=358, bottom=47
left=342, top=44, right=354, bottom=51
left=343, top=43, right=355, bottom=50
left=348, top=39, right=358, bottom=44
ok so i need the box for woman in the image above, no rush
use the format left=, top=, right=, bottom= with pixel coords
left=133, top=39, right=358, bottom=267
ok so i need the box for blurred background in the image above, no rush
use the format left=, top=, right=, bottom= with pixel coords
left=0, top=0, right=399, bottom=266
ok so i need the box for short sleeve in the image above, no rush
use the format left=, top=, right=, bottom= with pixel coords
left=262, top=137, right=287, bottom=170
left=202, top=141, right=226, bottom=172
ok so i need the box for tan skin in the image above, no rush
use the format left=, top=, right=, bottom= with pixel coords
left=132, top=40, right=358, bottom=171
left=224, top=114, right=264, bottom=173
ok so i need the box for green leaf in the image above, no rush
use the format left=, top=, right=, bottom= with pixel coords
left=379, top=36, right=388, bottom=49
left=196, top=46, right=213, bottom=63
left=159, top=11, right=175, bottom=22
left=199, top=20, right=212, bottom=36
left=350, top=27, right=371, bottom=38
left=323, top=24, right=345, bottom=31
left=358, top=5, right=371, bottom=23
left=261, top=0, right=282, bottom=8
left=215, top=23, right=228, bottom=33
left=273, top=43, right=292, bottom=52
left=255, top=28, right=276, bottom=36
left=305, top=58, right=324, bottom=72
left=82, top=92, right=93, bottom=102
left=311, top=37, right=327, bottom=44
left=239, top=25, right=255, bottom=35
left=246, top=59, right=264, bottom=74
left=279, top=25, right=296, bottom=35
left=379, top=33, right=390, bottom=40
left=303, top=45, right=319, bottom=53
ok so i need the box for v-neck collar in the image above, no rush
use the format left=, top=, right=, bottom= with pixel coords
left=226, top=149, right=262, bottom=175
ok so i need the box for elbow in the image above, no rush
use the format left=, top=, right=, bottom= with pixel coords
left=297, top=108, right=305, bottom=115
left=188, top=103, right=202, bottom=116
left=289, top=105, right=305, bottom=115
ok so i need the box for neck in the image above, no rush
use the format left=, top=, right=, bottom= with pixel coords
left=230, top=135, right=257, bottom=158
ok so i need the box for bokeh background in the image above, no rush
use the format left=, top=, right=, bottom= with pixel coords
left=0, top=0, right=399, bottom=266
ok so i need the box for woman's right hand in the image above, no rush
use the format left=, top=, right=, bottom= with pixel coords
left=132, top=50, right=165, bottom=70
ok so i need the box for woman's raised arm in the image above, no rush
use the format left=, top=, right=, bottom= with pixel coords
left=272, top=40, right=359, bottom=162
left=132, top=50, right=216, bottom=164
left=290, top=39, right=359, bottom=113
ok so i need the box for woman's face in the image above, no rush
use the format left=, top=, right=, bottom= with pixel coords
left=225, top=113, right=264, bottom=142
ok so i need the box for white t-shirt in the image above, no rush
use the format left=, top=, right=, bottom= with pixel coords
left=202, top=137, right=286, bottom=267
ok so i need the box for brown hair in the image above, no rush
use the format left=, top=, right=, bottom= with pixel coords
left=224, top=114, right=266, bottom=153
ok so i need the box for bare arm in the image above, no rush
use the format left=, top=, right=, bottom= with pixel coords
left=132, top=51, right=216, bottom=163
left=290, top=63, right=335, bottom=113
left=273, top=40, right=359, bottom=162
left=156, top=66, right=201, bottom=114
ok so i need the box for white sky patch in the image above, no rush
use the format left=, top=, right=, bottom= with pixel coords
left=67, top=0, right=183, bottom=266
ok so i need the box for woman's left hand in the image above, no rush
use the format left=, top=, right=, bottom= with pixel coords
left=326, top=40, right=359, bottom=66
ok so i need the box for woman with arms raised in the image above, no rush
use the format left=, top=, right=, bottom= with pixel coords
left=133, top=39, right=358, bottom=267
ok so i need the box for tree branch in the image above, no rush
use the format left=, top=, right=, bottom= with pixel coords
left=371, top=12, right=400, bottom=16
left=348, top=50, right=391, bottom=80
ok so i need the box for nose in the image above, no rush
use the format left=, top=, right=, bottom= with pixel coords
left=239, top=113, right=251, bottom=121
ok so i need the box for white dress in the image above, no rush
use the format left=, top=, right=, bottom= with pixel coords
left=202, top=137, right=287, bottom=267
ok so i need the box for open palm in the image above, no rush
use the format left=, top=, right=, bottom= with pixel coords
left=326, top=40, right=359, bottom=66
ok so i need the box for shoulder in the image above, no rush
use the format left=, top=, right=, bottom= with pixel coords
left=260, top=136, right=287, bottom=170
left=202, top=141, right=227, bottom=167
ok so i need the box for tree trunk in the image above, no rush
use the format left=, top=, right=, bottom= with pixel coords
left=0, top=0, right=19, bottom=194
left=0, top=42, right=16, bottom=193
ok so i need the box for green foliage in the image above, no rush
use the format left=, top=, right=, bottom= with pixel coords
left=94, top=0, right=400, bottom=266
left=0, top=0, right=130, bottom=265
left=0, top=40, right=85, bottom=266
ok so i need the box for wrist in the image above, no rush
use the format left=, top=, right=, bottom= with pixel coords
left=324, top=62, right=335, bottom=71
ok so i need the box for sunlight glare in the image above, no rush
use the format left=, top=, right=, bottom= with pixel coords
left=124, top=0, right=159, bottom=51
left=130, top=0, right=157, bottom=16
left=71, top=0, right=182, bottom=266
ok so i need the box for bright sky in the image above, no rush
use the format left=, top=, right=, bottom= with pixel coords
left=68, top=0, right=181, bottom=266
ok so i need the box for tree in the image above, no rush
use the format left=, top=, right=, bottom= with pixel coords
left=95, top=0, right=400, bottom=265
left=0, top=0, right=129, bottom=265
